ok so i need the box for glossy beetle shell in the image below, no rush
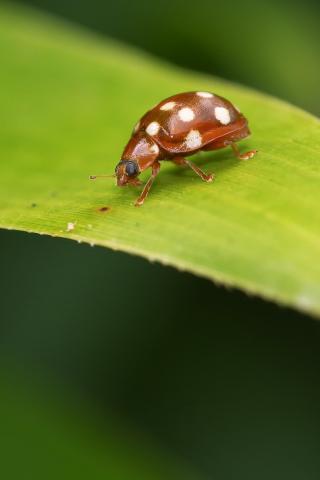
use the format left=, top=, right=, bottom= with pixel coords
left=128, top=91, right=249, bottom=156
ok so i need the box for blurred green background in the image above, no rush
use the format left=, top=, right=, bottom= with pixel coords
left=16, top=0, right=320, bottom=115
left=1, top=0, right=320, bottom=478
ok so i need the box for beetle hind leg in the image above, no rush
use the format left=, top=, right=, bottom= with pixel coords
left=231, top=142, right=257, bottom=160
left=173, top=157, right=214, bottom=182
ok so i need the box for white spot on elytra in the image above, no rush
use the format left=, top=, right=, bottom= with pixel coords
left=149, top=143, right=159, bottom=154
left=215, top=106, right=231, bottom=125
left=185, top=130, right=202, bottom=149
left=178, top=107, right=195, bottom=122
left=196, top=91, right=213, bottom=98
left=67, top=222, right=75, bottom=232
left=160, top=101, right=176, bottom=111
left=146, top=121, right=160, bottom=136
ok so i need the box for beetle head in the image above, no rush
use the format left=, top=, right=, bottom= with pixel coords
left=117, top=132, right=161, bottom=187
left=115, top=160, right=140, bottom=187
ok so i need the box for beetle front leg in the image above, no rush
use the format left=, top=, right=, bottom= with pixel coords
left=173, top=157, right=214, bottom=182
left=231, top=142, right=257, bottom=160
left=135, top=161, right=161, bottom=207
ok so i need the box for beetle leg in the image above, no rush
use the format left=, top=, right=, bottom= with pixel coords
left=135, top=161, right=161, bottom=207
left=231, top=142, right=257, bottom=160
left=173, top=157, right=214, bottom=182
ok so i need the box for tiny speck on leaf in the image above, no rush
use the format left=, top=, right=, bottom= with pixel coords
left=66, top=222, right=76, bottom=232
left=31, top=203, right=37, bottom=208
left=98, top=206, right=110, bottom=213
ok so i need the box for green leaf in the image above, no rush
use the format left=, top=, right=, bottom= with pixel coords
left=1, top=4, right=320, bottom=317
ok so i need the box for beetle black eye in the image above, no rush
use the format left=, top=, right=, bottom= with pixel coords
left=125, top=161, right=138, bottom=177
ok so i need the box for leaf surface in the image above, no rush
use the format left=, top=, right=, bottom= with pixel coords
left=1, top=4, right=320, bottom=316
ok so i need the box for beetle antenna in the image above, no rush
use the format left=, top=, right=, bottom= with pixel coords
left=89, top=174, right=116, bottom=180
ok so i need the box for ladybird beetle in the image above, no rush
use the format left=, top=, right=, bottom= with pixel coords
left=92, top=91, right=257, bottom=206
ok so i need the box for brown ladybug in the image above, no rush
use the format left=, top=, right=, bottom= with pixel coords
left=92, top=91, right=257, bottom=206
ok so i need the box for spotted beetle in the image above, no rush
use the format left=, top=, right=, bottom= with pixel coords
left=92, top=91, right=257, bottom=206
